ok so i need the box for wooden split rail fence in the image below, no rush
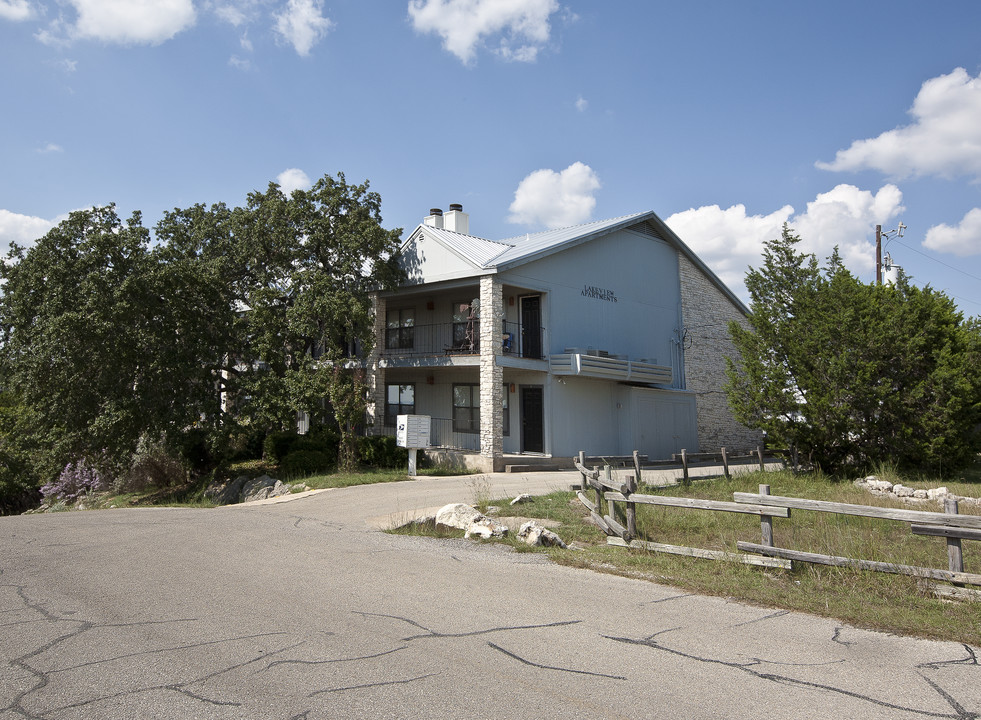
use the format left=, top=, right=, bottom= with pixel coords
left=573, top=453, right=981, bottom=594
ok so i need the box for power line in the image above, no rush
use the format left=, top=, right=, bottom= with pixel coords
left=890, top=239, right=981, bottom=309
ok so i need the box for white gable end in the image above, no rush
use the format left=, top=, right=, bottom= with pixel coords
left=399, top=230, right=484, bottom=285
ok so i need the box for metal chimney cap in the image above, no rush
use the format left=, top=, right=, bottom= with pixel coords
left=429, top=208, right=443, bottom=216
left=448, top=203, right=463, bottom=212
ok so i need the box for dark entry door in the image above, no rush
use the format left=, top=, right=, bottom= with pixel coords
left=520, top=296, right=542, bottom=359
left=521, top=386, right=544, bottom=453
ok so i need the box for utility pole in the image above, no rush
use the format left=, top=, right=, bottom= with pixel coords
left=876, top=224, right=882, bottom=284
left=876, top=222, right=906, bottom=285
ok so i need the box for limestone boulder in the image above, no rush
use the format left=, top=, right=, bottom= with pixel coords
left=435, top=503, right=484, bottom=530
left=518, top=521, right=567, bottom=548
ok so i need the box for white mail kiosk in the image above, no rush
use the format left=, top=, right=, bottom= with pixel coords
left=396, top=414, right=431, bottom=474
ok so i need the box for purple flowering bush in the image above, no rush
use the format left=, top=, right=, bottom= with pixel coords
left=40, top=459, right=109, bottom=502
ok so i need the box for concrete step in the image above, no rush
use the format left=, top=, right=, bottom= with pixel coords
left=505, top=464, right=560, bottom=473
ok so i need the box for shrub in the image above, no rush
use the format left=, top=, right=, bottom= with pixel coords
left=0, top=448, right=41, bottom=514
left=177, top=428, right=215, bottom=473
left=226, top=424, right=265, bottom=462
left=263, top=431, right=300, bottom=464
left=357, top=435, right=408, bottom=469
left=119, top=437, right=186, bottom=493
left=281, top=449, right=334, bottom=477
left=41, top=458, right=109, bottom=502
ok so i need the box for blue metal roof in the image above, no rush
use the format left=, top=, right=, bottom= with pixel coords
left=408, top=210, right=747, bottom=314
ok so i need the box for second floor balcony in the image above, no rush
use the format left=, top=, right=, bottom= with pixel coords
left=382, top=320, right=545, bottom=360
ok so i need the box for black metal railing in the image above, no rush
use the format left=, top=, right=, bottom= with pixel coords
left=381, top=321, right=545, bottom=359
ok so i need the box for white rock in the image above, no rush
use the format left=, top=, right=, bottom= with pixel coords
left=435, top=503, right=483, bottom=530
left=464, top=517, right=509, bottom=539
left=927, top=487, right=949, bottom=500
left=510, top=493, right=533, bottom=505
left=892, top=484, right=914, bottom=497
left=913, top=489, right=929, bottom=499
left=866, top=480, right=894, bottom=492
left=517, top=520, right=567, bottom=548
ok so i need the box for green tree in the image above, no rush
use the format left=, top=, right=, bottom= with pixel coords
left=160, top=172, right=404, bottom=469
left=0, top=205, right=209, bottom=482
left=726, top=225, right=981, bottom=474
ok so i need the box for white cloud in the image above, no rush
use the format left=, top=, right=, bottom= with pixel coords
left=37, top=142, right=64, bottom=153
left=0, top=209, right=62, bottom=251
left=923, top=208, right=981, bottom=257
left=408, top=0, right=559, bottom=65
left=228, top=54, right=252, bottom=70
left=274, top=0, right=332, bottom=56
left=276, top=168, right=311, bottom=194
left=817, top=67, right=981, bottom=180
left=575, top=95, right=587, bottom=112
left=507, top=161, right=600, bottom=229
left=665, top=184, right=905, bottom=301
left=0, top=0, right=33, bottom=21
left=214, top=1, right=250, bottom=26
left=39, top=0, right=196, bottom=45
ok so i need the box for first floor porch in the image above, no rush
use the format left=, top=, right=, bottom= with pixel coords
left=367, top=364, right=700, bottom=472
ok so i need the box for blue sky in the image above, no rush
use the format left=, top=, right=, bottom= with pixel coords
left=2, top=0, right=981, bottom=312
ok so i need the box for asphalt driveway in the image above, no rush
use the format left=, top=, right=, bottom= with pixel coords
left=2, top=472, right=979, bottom=719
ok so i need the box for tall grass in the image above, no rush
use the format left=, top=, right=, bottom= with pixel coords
left=487, top=465, right=981, bottom=645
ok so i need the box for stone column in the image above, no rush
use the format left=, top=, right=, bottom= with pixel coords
left=366, top=294, right=387, bottom=428
left=478, top=275, right=503, bottom=470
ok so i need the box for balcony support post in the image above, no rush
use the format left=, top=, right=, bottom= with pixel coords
left=366, top=294, right=387, bottom=428
left=479, top=276, right=504, bottom=471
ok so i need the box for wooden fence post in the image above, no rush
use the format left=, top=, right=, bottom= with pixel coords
left=593, top=465, right=602, bottom=513
left=681, top=449, right=690, bottom=486
left=760, top=484, right=773, bottom=547
left=632, top=450, right=642, bottom=487
left=721, top=447, right=730, bottom=479
left=606, top=465, right=627, bottom=529
left=757, top=445, right=765, bottom=472
left=578, top=450, right=587, bottom=491
left=625, top=473, right=637, bottom=539
left=945, top=498, right=964, bottom=573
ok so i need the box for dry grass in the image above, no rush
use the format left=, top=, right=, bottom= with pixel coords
left=478, top=462, right=981, bottom=645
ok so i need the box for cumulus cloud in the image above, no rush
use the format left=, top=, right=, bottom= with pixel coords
left=817, top=67, right=981, bottom=180
left=36, top=0, right=196, bottom=45
left=408, top=0, right=559, bottom=65
left=37, top=142, right=63, bottom=153
left=507, top=162, right=600, bottom=229
left=665, top=184, right=905, bottom=301
left=923, top=208, right=981, bottom=257
left=274, top=0, right=332, bottom=56
left=575, top=95, right=587, bottom=112
left=276, top=168, right=312, bottom=194
left=0, top=209, right=62, bottom=251
left=0, top=0, right=33, bottom=21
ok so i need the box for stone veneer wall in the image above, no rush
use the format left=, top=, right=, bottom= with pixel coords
left=677, top=253, right=762, bottom=452
left=478, top=275, right=504, bottom=470
left=366, top=294, right=386, bottom=428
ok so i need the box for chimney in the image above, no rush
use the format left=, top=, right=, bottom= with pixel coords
left=443, top=203, right=469, bottom=235
left=424, top=207, right=443, bottom=229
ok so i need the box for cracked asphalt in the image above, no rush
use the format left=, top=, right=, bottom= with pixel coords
left=2, top=472, right=980, bottom=719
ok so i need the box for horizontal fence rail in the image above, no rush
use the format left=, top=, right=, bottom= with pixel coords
left=575, top=449, right=981, bottom=595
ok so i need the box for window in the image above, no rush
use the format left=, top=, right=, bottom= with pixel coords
left=452, top=301, right=478, bottom=353
left=385, top=308, right=414, bottom=350
left=385, top=383, right=415, bottom=427
left=453, top=384, right=479, bottom=433
left=502, top=384, right=510, bottom=436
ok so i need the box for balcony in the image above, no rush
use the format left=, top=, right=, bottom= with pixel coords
left=382, top=321, right=545, bottom=360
